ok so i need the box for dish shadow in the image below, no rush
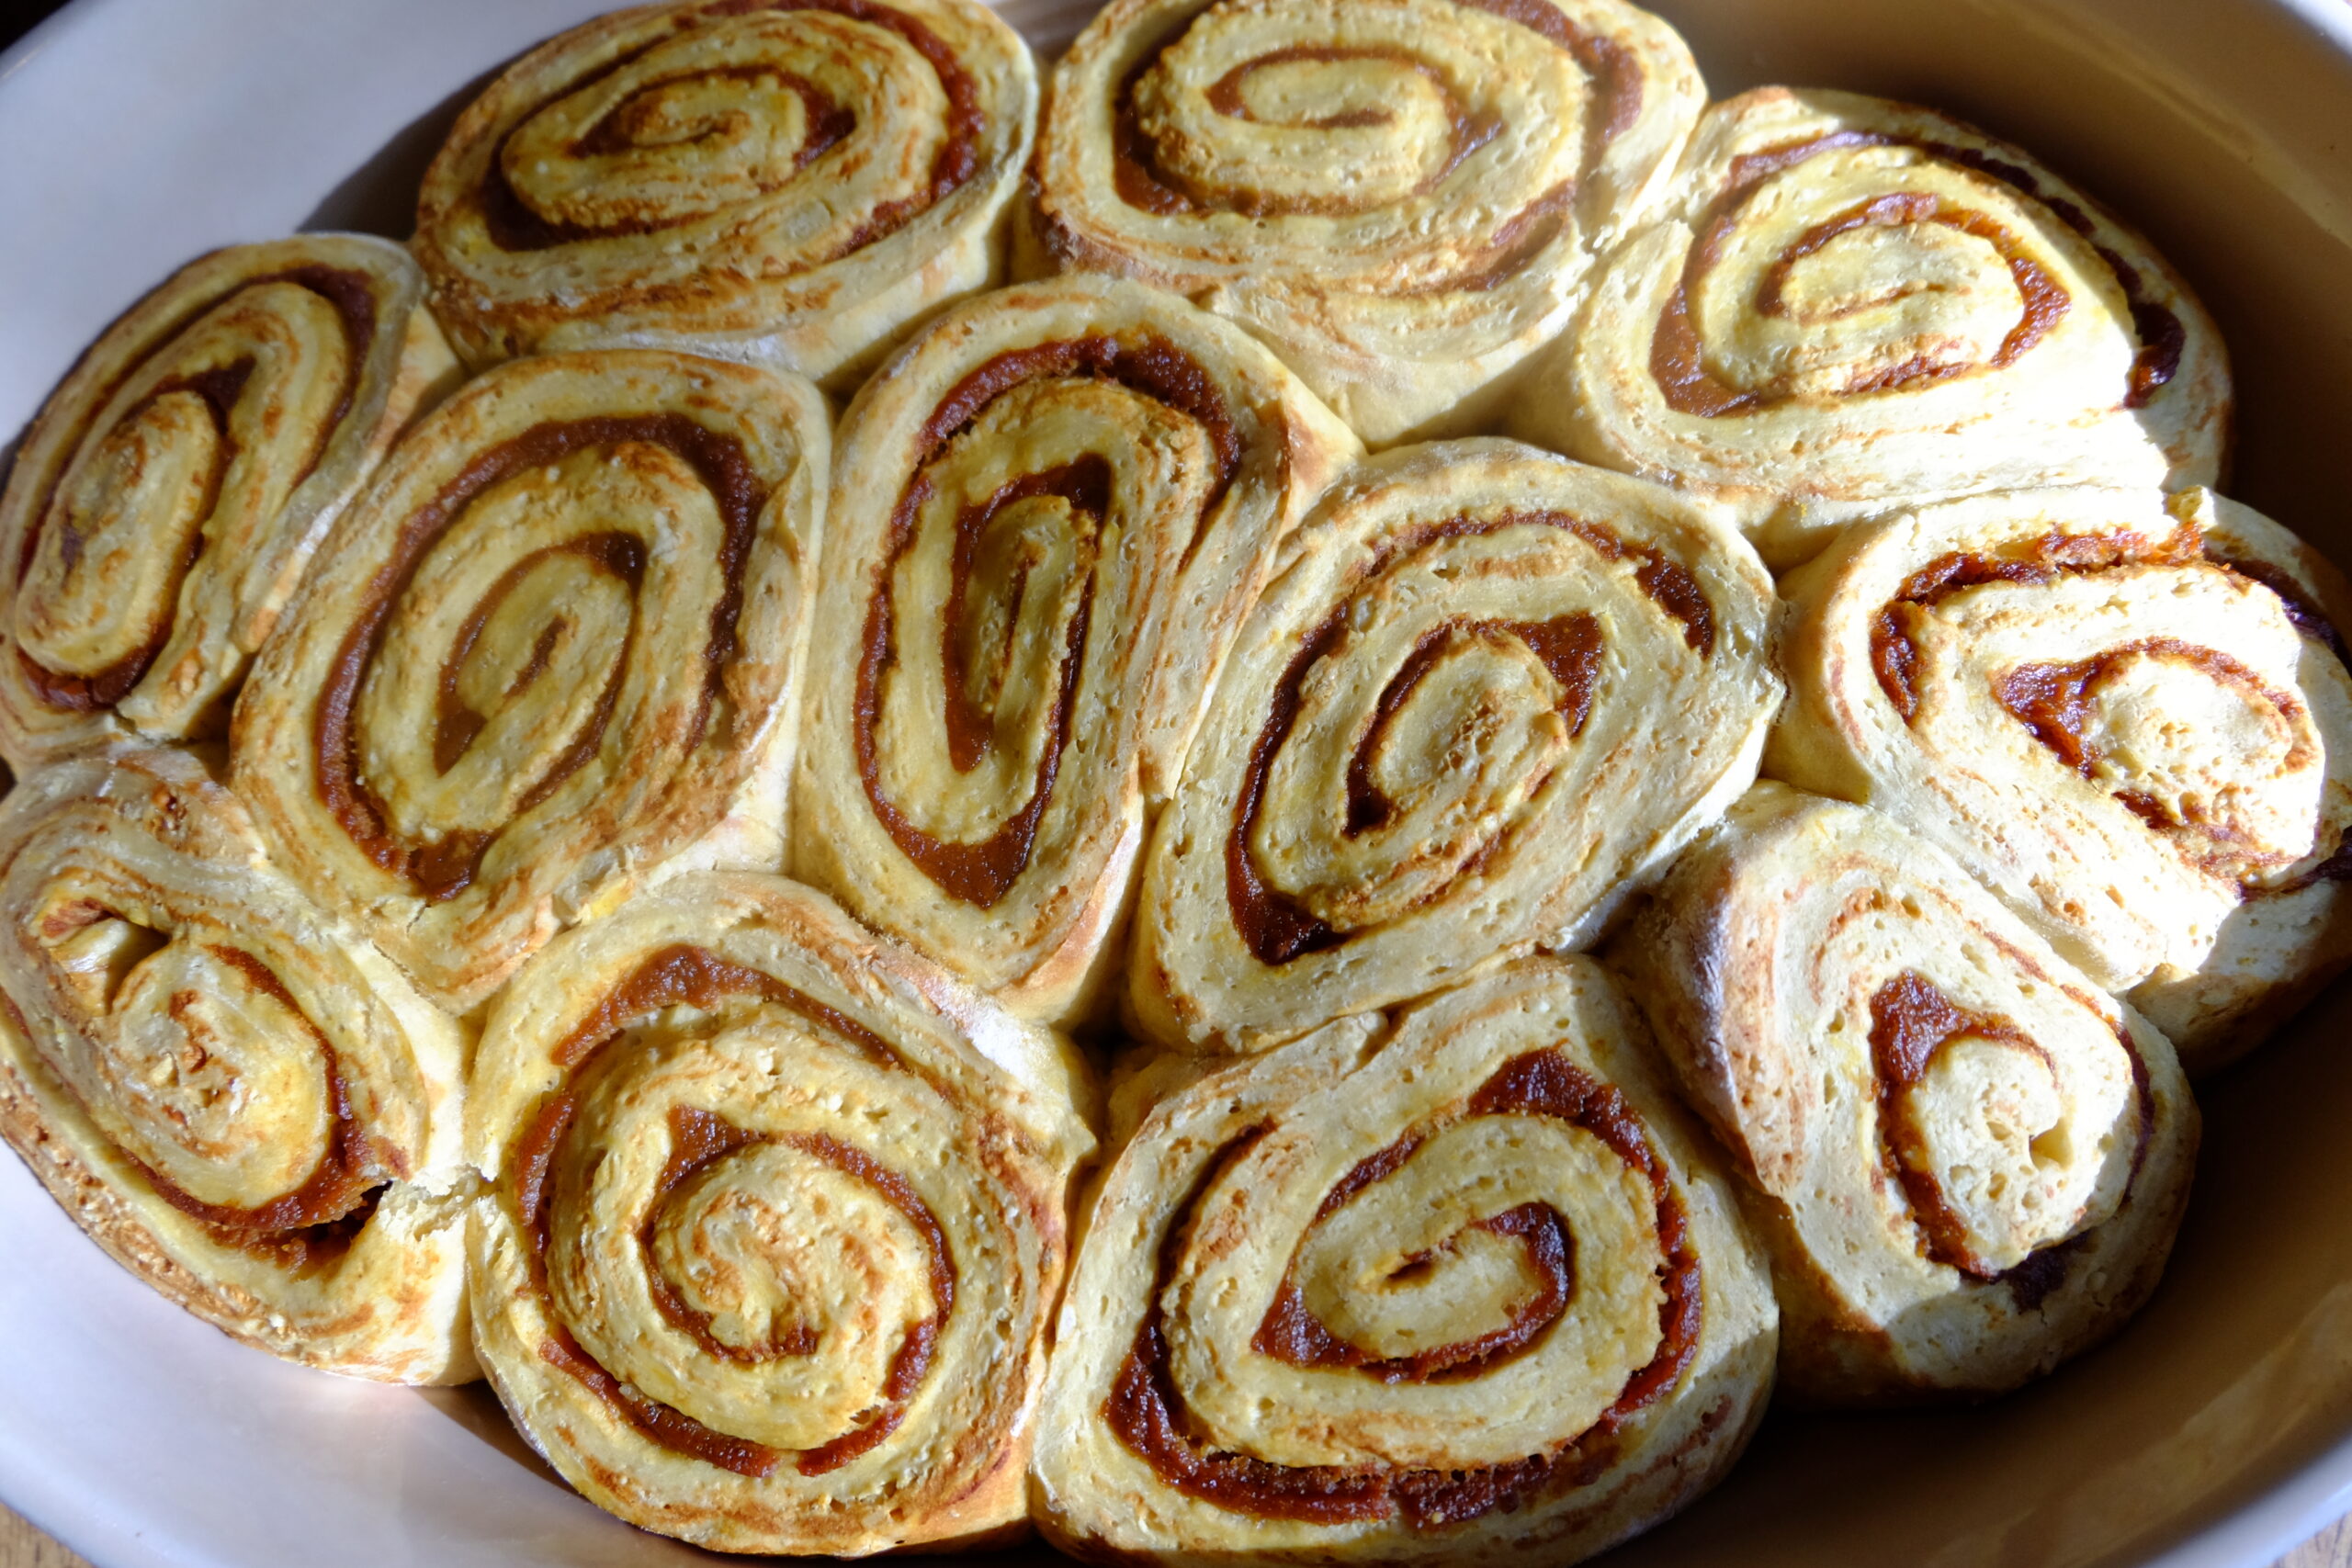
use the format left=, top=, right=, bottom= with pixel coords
left=300, top=62, right=505, bottom=239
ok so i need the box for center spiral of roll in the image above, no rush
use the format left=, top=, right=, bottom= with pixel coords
left=1229, top=509, right=1708, bottom=962
left=318, top=413, right=762, bottom=902
left=13, top=266, right=373, bottom=721
left=854, top=332, right=1235, bottom=908
left=482, top=2, right=980, bottom=264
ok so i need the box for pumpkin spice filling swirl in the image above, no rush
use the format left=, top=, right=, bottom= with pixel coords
left=0, top=750, right=470, bottom=1383
left=1613, top=785, right=2198, bottom=1404
left=466, top=874, right=1092, bottom=1555
left=412, top=0, right=1039, bottom=389
left=0, top=235, right=458, bottom=771
left=232, top=350, right=829, bottom=1012
left=1024, top=0, right=1707, bottom=443
left=794, top=276, right=1361, bottom=1024
left=1127, top=438, right=1778, bottom=1054
left=1513, top=88, right=2232, bottom=566
left=1770, top=485, right=2352, bottom=1075
left=1031, top=955, right=1776, bottom=1565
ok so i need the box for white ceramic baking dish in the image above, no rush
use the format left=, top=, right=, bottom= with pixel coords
left=1, top=0, right=2348, bottom=1564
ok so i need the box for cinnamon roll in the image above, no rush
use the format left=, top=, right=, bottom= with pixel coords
left=792, top=276, right=1361, bottom=1024
left=413, top=0, right=1036, bottom=390
left=468, top=873, right=1092, bottom=1554
left=1024, top=0, right=1706, bottom=444
left=1031, top=953, right=1776, bottom=1565
left=0, top=750, right=470, bottom=1383
left=1769, top=486, right=2352, bottom=1074
left=1611, top=784, right=2198, bottom=1403
left=1128, top=438, right=1779, bottom=1054
left=232, top=350, right=827, bottom=1012
left=1516, top=88, right=2230, bottom=566
left=0, top=236, right=458, bottom=770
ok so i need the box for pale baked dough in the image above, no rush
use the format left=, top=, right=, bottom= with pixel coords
left=1770, top=486, right=2352, bottom=1073
left=0, top=750, right=471, bottom=1383
left=1513, top=88, right=2231, bottom=566
left=231, top=349, right=827, bottom=1012
left=1032, top=953, right=1776, bottom=1566
left=793, top=276, right=1360, bottom=1024
left=0, top=235, right=458, bottom=769
left=467, top=873, right=1093, bottom=1554
left=1128, top=438, right=1779, bottom=1053
left=1024, top=0, right=1705, bottom=444
left=1611, top=784, right=2199, bottom=1403
left=413, top=0, right=1037, bottom=391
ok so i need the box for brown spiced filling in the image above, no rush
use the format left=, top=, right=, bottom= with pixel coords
left=1227, top=509, right=1711, bottom=965
left=517, top=944, right=953, bottom=1477
left=1649, top=128, right=2187, bottom=416
left=1105, top=0, right=1631, bottom=290
left=1106, top=1048, right=1702, bottom=1529
left=480, top=0, right=982, bottom=259
left=1867, top=971, right=2154, bottom=1305
left=19, top=265, right=379, bottom=715
left=312, top=413, right=766, bottom=902
left=854, top=333, right=1238, bottom=908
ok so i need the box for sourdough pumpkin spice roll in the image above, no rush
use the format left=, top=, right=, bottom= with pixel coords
left=232, top=350, right=828, bottom=1013
left=1032, top=954, right=1775, bottom=1566
left=1611, top=785, right=2198, bottom=1404
left=0, top=750, right=471, bottom=1383
left=1770, top=486, right=2352, bottom=1073
left=1516, top=88, right=2230, bottom=565
left=468, top=874, right=1092, bottom=1555
left=792, top=276, right=1360, bottom=1023
left=1128, top=439, right=1778, bottom=1054
left=413, top=0, right=1036, bottom=389
left=0, top=235, right=458, bottom=770
left=1025, top=0, right=1705, bottom=444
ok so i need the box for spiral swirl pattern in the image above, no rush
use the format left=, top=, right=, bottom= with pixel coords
left=1032, top=954, right=1774, bottom=1564
left=413, top=0, right=1036, bottom=389
left=1127, top=439, right=1777, bottom=1052
left=468, top=874, right=1092, bottom=1554
left=1614, top=784, right=2197, bottom=1402
left=0, top=750, right=469, bottom=1382
left=0, top=235, right=458, bottom=769
left=1026, top=0, right=1705, bottom=443
left=793, top=276, right=1360, bottom=1021
left=232, top=350, right=827, bottom=1011
left=1516, top=88, right=2231, bottom=565
left=1770, top=486, right=2352, bottom=1073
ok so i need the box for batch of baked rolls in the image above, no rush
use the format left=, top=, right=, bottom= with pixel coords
left=1, top=0, right=2346, bottom=1558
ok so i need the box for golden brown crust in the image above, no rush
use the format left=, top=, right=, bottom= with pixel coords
left=792, top=276, right=1361, bottom=1025
left=1514, top=87, right=2231, bottom=566
left=1127, top=438, right=1780, bottom=1053
left=1611, top=784, right=2199, bottom=1404
left=1026, top=0, right=1705, bottom=445
left=0, top=750, right=472, bottom=1383
left=230, top=349, right=829, bottom=1012
left=0, top=235, right=460, bottom=770
left=413, top=0, right=1037, bottom=390
left=467, top=873, right=1093, bottom=1555
left=1032, top=954, right=1776, bottom=1565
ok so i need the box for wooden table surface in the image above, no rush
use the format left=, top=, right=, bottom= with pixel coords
left=3, top=1500, right=2347, bottom=1567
